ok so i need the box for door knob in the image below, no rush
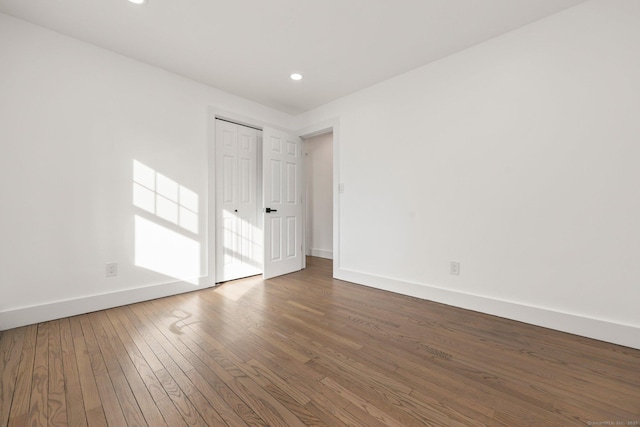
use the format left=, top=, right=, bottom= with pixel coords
left=265, top=207, right=278, bottom=213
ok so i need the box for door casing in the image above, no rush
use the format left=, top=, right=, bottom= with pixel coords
left=207, top=109, right=340, bottom=284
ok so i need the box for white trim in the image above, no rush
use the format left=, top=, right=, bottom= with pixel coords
left=335, top=268, right=640, bottom=350
left=0, top=280, right=214, bottom=331
left=310, top=249, right=333, bottom=259
left=206, top=108, right=218, bottom=285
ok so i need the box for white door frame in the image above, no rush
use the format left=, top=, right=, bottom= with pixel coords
left=208, top=108, right=329, bottom=282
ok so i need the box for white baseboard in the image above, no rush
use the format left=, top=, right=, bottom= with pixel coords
left=5, top=269, right=638, bottom=350
left=335, top=268, right=640, bottom=350
left=310, top=248, right=333, bottom=259
left=0, top=280, right=215, bottom=331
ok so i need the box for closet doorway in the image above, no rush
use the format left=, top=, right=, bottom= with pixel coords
left=214, top=118, right=304, bottom=282
left=215, top=119, right=263, bottom=282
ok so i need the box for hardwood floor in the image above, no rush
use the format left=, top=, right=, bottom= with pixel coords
left=1, top=257, right=639, bottom=426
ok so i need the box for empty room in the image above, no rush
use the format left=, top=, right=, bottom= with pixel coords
left=1, top=0, right=639, bottom=426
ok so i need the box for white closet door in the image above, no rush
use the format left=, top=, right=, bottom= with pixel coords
left=215, top=120, right=261, bottom=282
left=263, top=127, right=303, bottom=279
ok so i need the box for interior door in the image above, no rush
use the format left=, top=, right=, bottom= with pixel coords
left=215, top=120, right=262, bottom=282
left=263, top=128, right=303, bottom=279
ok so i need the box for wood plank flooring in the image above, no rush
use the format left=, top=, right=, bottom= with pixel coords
left=1, top=256, right=639, bottom=426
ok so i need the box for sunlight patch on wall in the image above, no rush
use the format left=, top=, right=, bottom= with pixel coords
left=133, top=160, right=199, bottom=234
left=134, top=215, right=200, bottom=284
left=132, top=160, right=202, bottom=284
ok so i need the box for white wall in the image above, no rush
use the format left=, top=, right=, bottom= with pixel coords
left=297, top=0, right=640, bottom=349
left=305, top=132, right=333, bottom=259
left=0, top=13, right=294, bottom=329
left=3, top=1, right=640, bottom=349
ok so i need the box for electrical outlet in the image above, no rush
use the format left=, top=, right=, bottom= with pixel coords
left=339, top=183, right=345, bottom=193
left=449, top=261, right=460, bottom=276
left=106, top=263, right=118, bottom=277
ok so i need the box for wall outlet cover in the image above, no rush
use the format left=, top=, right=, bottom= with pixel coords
left=450, top=261, right=460, bottom=276
left=106, top=263, right=118, bottom=277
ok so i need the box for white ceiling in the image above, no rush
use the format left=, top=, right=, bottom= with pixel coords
left=0, top=0, right=586, bottom=114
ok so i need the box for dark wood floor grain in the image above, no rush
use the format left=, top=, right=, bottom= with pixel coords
left=1, top=257, right=639, bottom=426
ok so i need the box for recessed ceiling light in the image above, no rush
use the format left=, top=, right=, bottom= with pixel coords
left=128, top=0, right=145, bottom=4
left=290, top=73, right=303, bottom=81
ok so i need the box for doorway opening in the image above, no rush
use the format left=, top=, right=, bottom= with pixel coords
left=304, top=132, right=333, bottom=260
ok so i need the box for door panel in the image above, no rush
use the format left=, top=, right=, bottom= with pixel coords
left=215, top=120, right=262, bottom=282
left=286, top=217, right=296, bottom=257
left=223, top=155, right=235, bottom=203
left=270, top=216, right=282, bottom=261
left=270, top=159, right=281, bottom=203
left=263, top=128, right=303, bottom=279
left=287, top=163, right=296, bottom=203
